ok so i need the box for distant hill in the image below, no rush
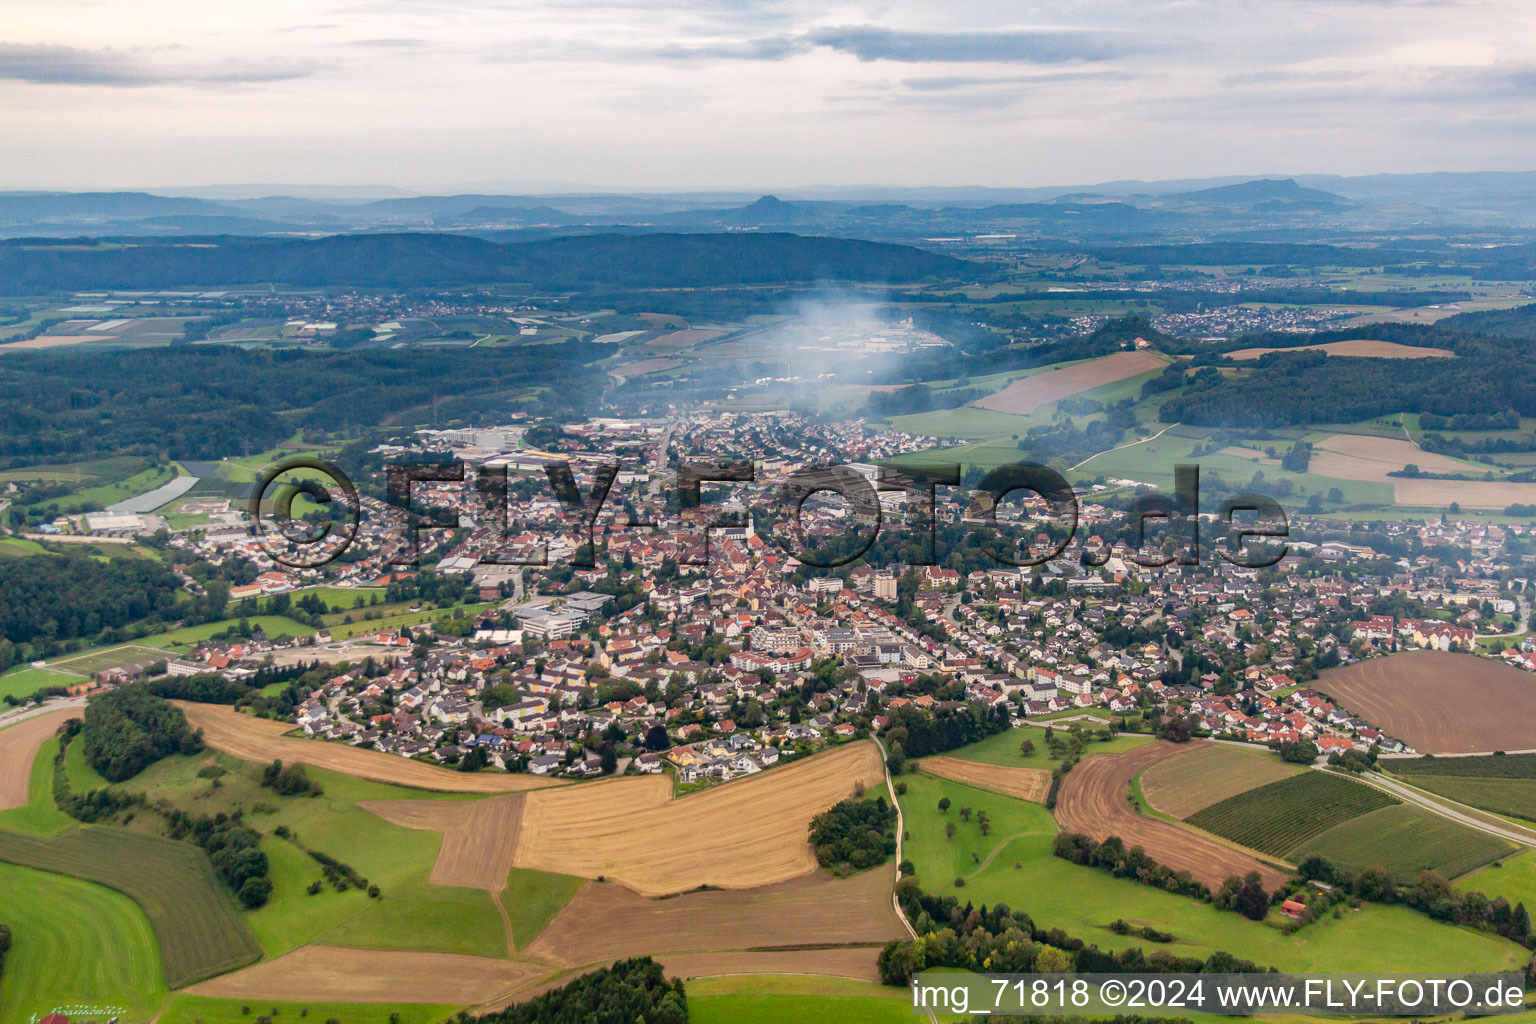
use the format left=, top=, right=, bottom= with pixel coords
left=1169, top=178, right=1347, bottom=204
left=1440, top=301, right=1536, bottom=340
left=0, top=191, right=236, bottom=223
left=0, top=231, right=975, bottom=291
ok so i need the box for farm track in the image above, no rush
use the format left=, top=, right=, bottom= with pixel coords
left=1055, top=740, right=1288, bottom=891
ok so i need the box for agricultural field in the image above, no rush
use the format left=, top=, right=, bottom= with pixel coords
left=158, top=996, right=458, bottom=1024
left=524, top=868, right=903, bottom=966
left=500, top=867, right=586, bottom=951
left=0, top=736, right=77, bottom=836
left=184, top=945, right=546, bottom=1005
left=918, top=755, right=1051, bottom=802
left=686, top=975, right=912, bottom=1024
left=177, top=701, right=563, bottom=793
left=1225, top=340, right=1455, bottom=360
left=362, top=792, right=526, bottom=889
left=0, top=824, right=262, bottom=988
left=895, top=770, right=1527, bottom=974
left=1139, top=742, right=1305, bottom=819
left=1293, top=804, right=1513, bottom=880
left=511, top=740, right=885, bottom=895
left=0, top=860, right=168, bottom=1024
left=971, top=350, right=1168, bottom=414
left=1387, top=753, right=1536, bottom=821
left=1055, top=741, right=1288, bottom=890
left=0, top=708, right=78, bottom=811
left=1185, top=771, right=1396, bottom=858
left=1316, top=651, right=1536, bottom=754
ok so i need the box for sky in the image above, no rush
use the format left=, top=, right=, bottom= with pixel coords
left=3, top=0, right=1535, bottom=191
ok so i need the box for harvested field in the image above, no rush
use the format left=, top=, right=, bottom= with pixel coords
left=610, top=358, right=683, bottom=377
left=656, top=946, right=882, bottom=983
left=526, top=870, right=904, bottom=965
left=1302, top=435, right=1536, bottom=508
left=1394, top=478, right=1536, bottom=509
left=648, top=329, right=725, bottom=351
left=1139, top=743, right=1303, bottom=820
left=1310, top=434, right=1472, bottom=483
left=1218, top=446, right=1278, bottom=463
left=514, top=741, right=885, bottom=895
left=1054, top=740, right=1288, bottom=891
left=178, top=702, right=563, bottom=793
left=363, top=793, right=525, bottom=889
left=0, top=334, right=100, bottom=351
left=1316, top=651, right=1536, bottom=754
left=971, top=351, right=1166, bottom=414
left=184, top=945, right=545, bottom=1004
left=919, top=756, right=1051, bottom=802
left=0, top=709, right=77, bottom=810
left=1225, top=340, right=1454, bottom=360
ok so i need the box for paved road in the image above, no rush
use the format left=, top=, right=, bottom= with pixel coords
left=0, top=695, right=86, bottom=729
left=1315, top=765, right=1536, bottom=848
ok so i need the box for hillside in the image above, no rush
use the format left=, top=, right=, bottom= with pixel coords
left=0, top=231, right=974, bottom=291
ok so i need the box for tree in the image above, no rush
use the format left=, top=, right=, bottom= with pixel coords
left=641, top=724, right=670, bottom=751
left=1235, top=873, right=1270, bottom=921
left=600, top=744, right=618, bottom=776
left=1034, top=944, right=1072, bottom=973
left=1019, top=737, right=1035, bottom=757
left=945, top=821, right=957, bottom=842
left=938, top=796, right=951, bottom=814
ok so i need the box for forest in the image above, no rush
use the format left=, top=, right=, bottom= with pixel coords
left=0, top=231, right=972, bottom=292
left=81, top=686, right=204, bottom=782
left=0, top=554, right=182, bottom=646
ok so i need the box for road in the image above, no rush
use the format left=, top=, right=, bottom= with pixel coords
left=1314, top=765, right=1536, bottom=848
left=0, top=695, right=86, bottom=729
left=648, top=420, right=678, bottom=500
left=874, top=736, right=936, bottom=1024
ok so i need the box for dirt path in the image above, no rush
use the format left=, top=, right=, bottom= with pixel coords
left=1055, top=740, right=1288, bottom=891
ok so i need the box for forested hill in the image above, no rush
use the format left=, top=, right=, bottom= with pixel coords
left=0, top=231, right=975, bottom=291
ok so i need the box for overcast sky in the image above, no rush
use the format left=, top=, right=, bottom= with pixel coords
left=4, top=0, right=1534, bottom=191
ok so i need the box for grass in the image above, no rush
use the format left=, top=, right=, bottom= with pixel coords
left=0, top=824, right=262, bottom=988
left=1399, top=775, right=1536, bottom=823
left=63, top=734, right=112, bottom=791
left=1293, top=803, right=1513, bottom=881
left=0, top=736, right=76, bottom=836
left=0, top=665, right=77, bottom=701
left=1458, top=848, right=1536, bottom=909
left=502, top=867, right=586, bottom=949
left=894, top=771, right=1527, bottom=974
left=687, top=975, right=913, bottom=1024
left=1137, top=742, right=1305, bottom=820
left=114, top=755, right=506, bottom=960
left=947, top=725, right=1154, bottom=769
left=1390, top=753, right=1536, bottom=778
left=0, top=860, right=168, bottom=1024
left=146, top=615, right=317, bottom=649
left=1186, top=771, right=1396, bottom=857
left=157, top=997, right=459, bottom=1024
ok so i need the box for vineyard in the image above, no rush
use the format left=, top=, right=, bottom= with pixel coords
left=1186, top=771, right=1395, bottom=857
left=1389, top=754, right=1536, bottom=779
left=0, top=824, right=261, bottom=988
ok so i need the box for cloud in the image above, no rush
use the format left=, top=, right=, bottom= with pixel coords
left=654, top=24, right=1142, bottom=64
left=0, top=43, right=316, bottom=86
left=804, top=26, right=1138, bottom=63
left=902, top=70, right=1137, bottom=91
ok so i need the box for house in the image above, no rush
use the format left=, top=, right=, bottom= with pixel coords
left=528, top=754, right=563, bottom=775
left=1280, top=899, right=1307, bottom=919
